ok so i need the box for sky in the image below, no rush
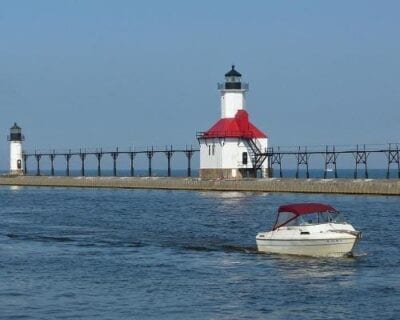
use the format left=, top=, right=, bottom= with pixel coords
left=1, top=0, right=399, bottom=170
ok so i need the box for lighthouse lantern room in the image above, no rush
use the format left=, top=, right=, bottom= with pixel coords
left=198, top=66, right=269, bottom=179
left=8, top=122, right=24, bottom=175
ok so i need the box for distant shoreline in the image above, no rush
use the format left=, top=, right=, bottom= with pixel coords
left=1, top=175, right=399, bottom=196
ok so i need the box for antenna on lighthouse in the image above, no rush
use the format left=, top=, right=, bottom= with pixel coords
left=8, top=122, right=25, bottom=175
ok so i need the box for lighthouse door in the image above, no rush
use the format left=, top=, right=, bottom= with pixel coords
left=17, top=159, right=22, bottom=169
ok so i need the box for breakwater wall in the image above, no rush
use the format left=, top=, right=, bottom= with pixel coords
left=1, top=176, right=400, bottom=195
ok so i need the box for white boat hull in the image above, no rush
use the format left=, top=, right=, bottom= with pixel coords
left=256, top=223, right=360, bottom=257
left=256, top=237, right=358, bottom=257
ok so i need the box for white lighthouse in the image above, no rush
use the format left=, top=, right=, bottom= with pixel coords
left=8, top=123, right=24, bottom=175
left=198, top=66, right=269, bottom=179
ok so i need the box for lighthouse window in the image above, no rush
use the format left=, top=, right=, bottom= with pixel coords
left=242, top=152, right=248, bottom=165
left=208, top=145, right=211, bottom=156
left=212, top=144, right=215, bottom=155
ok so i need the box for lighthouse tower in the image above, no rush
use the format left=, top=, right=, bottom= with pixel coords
left=197, top=66, right=269, bottom=179
left=8, top=123, right=24, bottom=175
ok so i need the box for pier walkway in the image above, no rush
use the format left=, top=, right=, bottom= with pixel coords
left=1, top=176, right=399, bottom=196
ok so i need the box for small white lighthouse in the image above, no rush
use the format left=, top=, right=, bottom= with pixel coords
left=8, top=122, right=24, bottom=175
left=198, top=66, right=269, bottom=179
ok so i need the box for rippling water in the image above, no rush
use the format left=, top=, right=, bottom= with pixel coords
left=0, top=186, right=399, bottom=319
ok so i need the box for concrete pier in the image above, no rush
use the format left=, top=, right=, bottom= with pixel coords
left=1, top=176, right=400, bottom=195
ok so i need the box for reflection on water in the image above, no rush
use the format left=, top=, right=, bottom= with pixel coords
left=9, top=185, right=22, bottom=191
left=199, top=191, right=271, bottom=210
left=200, top=191, right=264, bottom=199
left=269, top=254, right=358, bottom=279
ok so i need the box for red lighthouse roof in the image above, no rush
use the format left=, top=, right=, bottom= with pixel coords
left=201, top=110, right=267, bottom=139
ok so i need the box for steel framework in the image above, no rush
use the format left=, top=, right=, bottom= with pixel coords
left=23, top=146, right=198, bottom=177
left=22, top=143, right=400, bottom=179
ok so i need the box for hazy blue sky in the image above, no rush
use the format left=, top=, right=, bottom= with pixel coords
left=1, top=0, right=399, bottom=170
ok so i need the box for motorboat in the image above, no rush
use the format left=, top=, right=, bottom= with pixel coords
left=256, top=203, right=361, bottom=257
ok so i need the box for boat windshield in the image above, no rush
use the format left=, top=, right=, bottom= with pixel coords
left=297, top=211, right=343, bottom=225
left=273, top=211, right=343, bottom=229
left=273, top=212, right=298, bottom=230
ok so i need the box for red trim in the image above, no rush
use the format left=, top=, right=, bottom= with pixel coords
left=201, top=110, right=267, bottom=139
left=278, top=203, right=337, bottom=216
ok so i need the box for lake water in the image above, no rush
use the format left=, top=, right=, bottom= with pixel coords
left=0, top=186, right=399, bottom=319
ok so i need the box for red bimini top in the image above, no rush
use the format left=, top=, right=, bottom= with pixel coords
left=201, top=110, right=267, bottom=139
left=278, top=203, right=337, bottom=216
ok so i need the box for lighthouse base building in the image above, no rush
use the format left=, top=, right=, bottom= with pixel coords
left=198, top=66, right=269, bottom=179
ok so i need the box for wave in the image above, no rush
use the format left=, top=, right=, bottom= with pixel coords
left=6, top=233, right=74, bottom=242
left=6, top=233, right=144, bottom=248
left=179, top=243, right=258, bottom=254
left=6, top=233, right=257, bottom=254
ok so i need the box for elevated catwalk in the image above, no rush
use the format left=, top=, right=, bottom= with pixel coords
left=21, top=143, right=400, bottom=179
